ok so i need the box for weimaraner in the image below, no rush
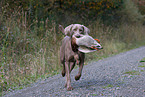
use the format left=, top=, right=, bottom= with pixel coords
left=59, top=24, right=102, bottom=91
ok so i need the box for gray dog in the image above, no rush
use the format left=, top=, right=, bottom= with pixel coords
left=59, top=24, right=102, bottom=91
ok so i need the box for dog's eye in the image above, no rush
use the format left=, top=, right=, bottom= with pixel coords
left=74, top=28, right=77, bottom=31
left=76, top=35, right=81, bottom=38
left=79, top=29, right=83, bottom=32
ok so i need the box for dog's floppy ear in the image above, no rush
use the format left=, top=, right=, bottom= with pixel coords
left=64, top=24, right=74, bottom=36
left=59, top=25, right=65, bottom=34
left=83, top=25, right=90, bottom=35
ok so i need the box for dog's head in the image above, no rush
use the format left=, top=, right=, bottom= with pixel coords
left=59, top=24, right=103, bottom=53
left=59, top=24, right=90, bottom=37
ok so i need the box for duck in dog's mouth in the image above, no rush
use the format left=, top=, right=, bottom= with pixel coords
left=73, top=35, right=103, bottom=53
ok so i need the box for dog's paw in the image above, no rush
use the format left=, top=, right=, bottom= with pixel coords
left=62, top=71, right=65, bottom=77
left=76, top=60, right=80, bottom=65
left=65, top=83, right=67, bottom=87
left=75, top=74, right=81, bottom=81
left=67, top=87, right=73, bottom=91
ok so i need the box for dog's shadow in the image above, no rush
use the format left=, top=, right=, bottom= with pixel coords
left=71, top=78, right=122, bottom=90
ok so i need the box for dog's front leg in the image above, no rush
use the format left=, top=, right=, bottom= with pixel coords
left=65, top=62, right=73, bottom=91
left=75, top=62, right=84, bottom=81
left=75, top=54, right=85, bottom=81
left=70, top=62, right=75, bottom=72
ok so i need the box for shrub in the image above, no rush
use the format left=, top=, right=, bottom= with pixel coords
left=119, top=0, right=144, bottom=24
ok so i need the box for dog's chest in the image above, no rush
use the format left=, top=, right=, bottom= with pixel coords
left=68, top=53, right=80, bottom=63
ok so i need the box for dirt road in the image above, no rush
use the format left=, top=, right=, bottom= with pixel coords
left=4, top=46, right=145, bottom=97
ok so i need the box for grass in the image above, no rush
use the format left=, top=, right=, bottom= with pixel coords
left=1, top=24, right=145, bottom=96
left=138, top=65, right=145, bottom=68
left=123, top=70, right=140, bottom=75
left=138, top=58, right=145, bottom=68
left=1, top=22, right=145, bottom=96
left=102, top=84, right=114, bottom=89
left=0, top=5, right=145, bottom=96
left=90, top=93, right=98, bottom=96
left=140, top=57, right=145, bottom=63
left=141, top=70, right=145, bottom=72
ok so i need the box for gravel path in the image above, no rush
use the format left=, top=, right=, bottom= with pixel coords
left=4, top=46, right=145, bottom=97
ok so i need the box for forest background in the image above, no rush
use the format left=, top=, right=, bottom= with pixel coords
left=0, top=0, right=145, bottom=95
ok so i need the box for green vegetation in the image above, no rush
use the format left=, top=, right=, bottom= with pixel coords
left=140, top=57, right=145, bottom=63
left=138, top=64, right=145, bottom=68
left=124, top=70, right=140, bottom=75
left=102, top=84, right=113, bottom=89
left=91, top=93, right=98, bottom=96
left=0, top=0, right=145, bottom=95
left=140, top=70, right=145, bottom=72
